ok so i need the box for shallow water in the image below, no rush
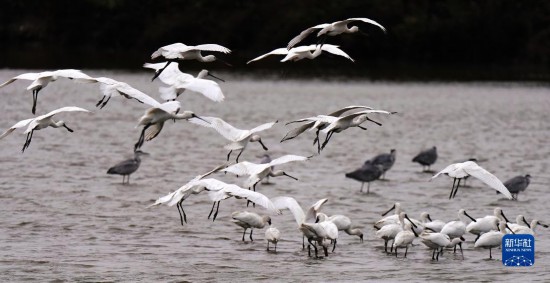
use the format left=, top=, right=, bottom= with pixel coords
left=0, top=70, right=549, bottom=282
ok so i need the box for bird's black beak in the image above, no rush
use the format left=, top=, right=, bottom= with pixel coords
left=192, top=114, right=210, bottom=124
left=381, top=204, right=395, bottom=216
left=217, top=58, right=233, bottom=67
left=523, top=217, right=531, bottom=228
left=464, top=211, right=477, bottom=222
left=427, top=214, right=433, bottom=222
left=283, top=172, right=298, bottom=181
left=258, top=139, right=268, bottom=151
left=506, top=224, right=515, bottom=234
left=64, top=125, right=74, bottom=132
left=405, top=214, right=418, bottom=228
left=501, top=210, right=510, bottom=223
left=207, top=72, right=225, bottom=82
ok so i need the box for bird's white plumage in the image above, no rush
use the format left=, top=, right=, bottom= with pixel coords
left=271, top=196, right=327, bottom=226
left=151, top=43, right=231, bottom=59
left=431, top=161, right=513, bottom=199
left=189, top=116, right=276, bottom=142
left=85, top=76, right=161, bottom=107
left=248, top=44, right=353, bottom=64
left=0, top=69, right=92, bottom=90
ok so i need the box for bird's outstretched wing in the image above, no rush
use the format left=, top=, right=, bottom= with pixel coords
left=249, top=121, right=277, bottom=135
left=269, top=154, right=309, bottom=167
left=189, top=116, right=247, bottom=142
left=464, top=164, right=513, bottom=199
left=281, top=122, right=314, bottom=142
left=345, top=17, right=387, bottom=33
left=431, top=163, right=460, bottom=180
left=247, top=48, right=289, bottom=64
left=320, top=44, right=354, bottom=62
left=221, top=161, right=261, bottom=176
left=327, top=105, right=374, bottom=117
left=194, top=44, right=231, bottom=54
left=0, top=72, right=41, bottom=88
left=287, top=24, right=330, bottom=49
left=272, top=196, right=306, bottom=226
left=38, top=106, right=91, bottom=121
left=0, top=118, right=35, bottom=140
left=178, top=78, right=224, bottom=102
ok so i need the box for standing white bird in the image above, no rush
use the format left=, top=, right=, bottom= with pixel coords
left=474, top=221, right=512, bottom=259
left=231, top=211, right=272, bottom=242
left=0, top=69, right=93, bottom=114
left=420, top=231, right=465, bottom=260
left=0, top=106, right=90, bottom=152
left=440, top=209, right=477, bottom=254
left=188, top=116, right=277, bottom=162
left=265, top=225, right=281, bottom=252
left=420, top=212, right=446, bottom=233
left=271, top=196, right=328, bottom=257
left=317, top=213, right=364, bottom=243
left=147, top=163, right=229, bottom=225
left=431, top=160, right=513, bottom=199
left=287, top=17, right=387, bottom=49
left=375, top=212, right=417, bottom=253
left=320, top=109, right=394, bottom=151
left=247, top=44, right=354, bottom=64
left=75, top=76, right=160, bottom=109
left=466, top=207, right=509, bottom=242
left=511, top=219, right=548, bottom=235
left=134, top=100, right=208, bottom=151
left=143, top=62, right=225, bottom=102
left=150, top=43, right=231, bottom=80
left=393, top=222, right=418, bottom=258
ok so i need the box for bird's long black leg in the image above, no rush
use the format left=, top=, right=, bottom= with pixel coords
left=235, top=149, right=244, bottom=163
left=432, top=249, right=436, bottom=260
left=323, top=245, right=328, bottom=257
left=226, top=150, right=232, bottom=161
left=358, top=126, right=368, bottom=130
left=151, top=61, right=172, bottom=81
left=332, top=239, right=337, bottom=252
left=242, top=228, right=246, bottom=241
left=96, top=95, right=105, bottom=107
left=452, top=179, right=461, bottom=199
left=208, top=202, right=216, bottom=219
left=449, top=178, right=457, bottom=199
left=177, top=200, right=187, bottom=225
left=134, top=124, right=150, bottom=151
left=249, top=229, right=254, bottom=241
left=360, top=182, right=364, bottom=193
left=100, top=95, right=111, bottom=109
left=31, top=89, right=38, bottom=114
left=308, top=238, right=318, bottom=258
left=384, top=240, right=388, bottom=253
left=321, top=131, right=333, bottom=150
left=22, top=130, right=35, bottom=152
left=212, top=201, right=221, bottom=221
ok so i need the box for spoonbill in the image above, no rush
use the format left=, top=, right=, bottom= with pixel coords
left=466, top=207, right=509, bottom=242
left=78, top=76, right=160, bottom=109
left=271, top=196, right=328, bottom=256
left=369, top=149, right=396, bottom=180
left=511, top=219, right=548, bottom=235
left=0, top=69, right=92, bottom=114
left=0, top=106, right=90, bottom=152
left=474, top=220, right=512, bottom=259
left=133, top=100, right=207, bottom=151
left=375, top=212, right=417, bottom=253
left=499, top=174, right=531, bottom=200
left=420, top=231, right=465, bottom=260
left=316, top=213, right=363, bottom=244
left=506, top=214, right=531, bottom=232
left=393, top=222, right=418, bottom=257
left=282, top=105, right=375, bottom=153
left=258, top=154, right=273, bottom=184
left=287, top=17, right=387, bottom=49
left=188, top=116, right=277, bottom=162
left=247, top=44, right=354, bottom=64
left=412, top=146, right=438, bottom=172
left=150, top=43, right=231, bottom=80
left=265, top=225, right=281, bottom=252
left=441, top=209, right=477, bottom=254
left=231, top=211, right=272, bottom=242
left=147, top=163, right=229, bottom=225
left=431, top=160, right=513, bottom=199
left=143, top=62, right=225, bottom=102
left=320, top=109, right=394, bottom=151
left=419, top=212, right=446, bottom=233
left=107, top=150, right=149, bottom=184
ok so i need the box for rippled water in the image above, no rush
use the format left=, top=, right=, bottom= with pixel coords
left=0, top=70, right=549, bottom=281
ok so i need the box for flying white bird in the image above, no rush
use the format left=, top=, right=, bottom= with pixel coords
left=133, top=100, right=207, bottom=151
left=143, top=62, right=225, bottom=102
left=0, top=69, right=92, bottom=114
left=247, top=44, right=354, bottom=64
left=149, top=43, right=231, bottom=80
left=287, top=17, right=387, bottom=49
left=188, top=116, right=277, bottom=162
left=431, top=160, right=513, bottom=199
left=148, top=163, right=229, bottom=225
left=78, top=76, right=160, bottom=109
left=0, top=106, right=90, bottom=152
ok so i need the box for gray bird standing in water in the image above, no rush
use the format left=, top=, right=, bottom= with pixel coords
left=345, top=160, right=383, bottom=194
left=412, top=146, right=437, bottom=172
left=498, top=174, right=531, bottom=200
left=369, top=149, right=396, bottom=180
left=107, top=150, right=149, bottom=184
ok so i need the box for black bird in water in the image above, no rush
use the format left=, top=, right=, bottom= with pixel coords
left=369, top=149, right=396, bottom=180
left=498, top=174, right=531, bottom=200
left=412, top=146, right=438, bottom=172
left=107, top=151, right=149, bottom=184
left=345, top=160, right=383, bottom=194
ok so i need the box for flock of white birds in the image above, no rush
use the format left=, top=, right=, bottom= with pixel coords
left=0, top=17, right=539, bottom=260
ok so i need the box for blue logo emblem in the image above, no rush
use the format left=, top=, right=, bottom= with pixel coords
left=502, top=234, right=534, bottom=266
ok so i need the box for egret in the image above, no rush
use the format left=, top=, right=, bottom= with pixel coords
left=0, top=106, right=90, bottom=152
left=0, top=69, right=93, bottom=114
left=412, top=146, right=437, bottom=172
left=247, top=44, right=354, bottom=64
left=369, top=149, right=396, bottom=180
left=499, top=174, right=531, bottom=200
left=150, top=43, right=231, bottom=80
left=134, top=100, right=208, bottom=151
left=474, top=221, right=512, bottom=259
left=147, top=163, right=229, bottom=225
left=265, top=225, right=281, bottom=252
left=431, top=160, right=513, bottom=199
left=143, top=62, right=225, bottom=102
left=287, top=17, right=386, bottom=49
left=107, top=150, right=149, bottom=184
left=231, top=211, right=272, bottom=242
left=188, top=116, right=276, bottom=162
left=345, top=160, right=383, bottom=193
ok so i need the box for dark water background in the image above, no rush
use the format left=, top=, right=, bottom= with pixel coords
left=0, top=70, right=549, bottom=281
